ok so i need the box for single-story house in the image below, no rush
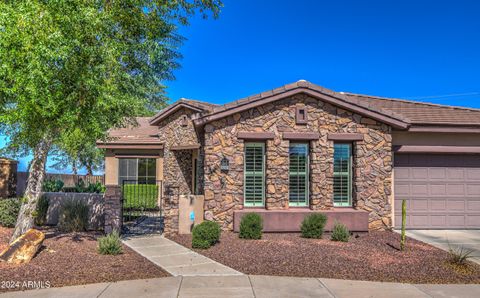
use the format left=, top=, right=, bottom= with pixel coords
left=97, top=80, right=480, bottom=234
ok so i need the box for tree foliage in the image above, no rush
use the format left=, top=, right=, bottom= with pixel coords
left=0, top=0, right=222, bottom=240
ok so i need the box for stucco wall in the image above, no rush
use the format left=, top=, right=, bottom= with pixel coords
left=203, top=94, right=393, bottom=230
left=42, top=192, right=104, bottom=230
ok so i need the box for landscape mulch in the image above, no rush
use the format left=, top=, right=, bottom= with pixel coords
left=0, top=227, right=169, bottom=292
left=169, top=231, right=480, bottom=284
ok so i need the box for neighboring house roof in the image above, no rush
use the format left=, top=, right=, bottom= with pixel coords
left=149, top=98, right=218, bottom=125
left=97, top=117, right=163, bottom=149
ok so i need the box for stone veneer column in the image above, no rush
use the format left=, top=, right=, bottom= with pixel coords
left=104, top=185, right=122, bottom=234
left=163, top=190, right=179, bottom=236
left=265, top=138, right=289, bottom=210
left=310, top=137, right=334, bottom=210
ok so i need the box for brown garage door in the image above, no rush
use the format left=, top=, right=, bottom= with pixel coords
left=394, top=153, right=480, bottom=229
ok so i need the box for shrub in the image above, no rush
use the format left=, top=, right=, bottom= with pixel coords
left=34, top=195, right=49, bottom=226
left=58, top=200, right=89, bottom=232
left=239, top=213, right=263, bottom=239
left=0, top=198, right=21, bottom=227
left=86, top=182, right=105, bottom=193
left=330, top=221, right=350, bottom=242
left=98, top=231, right=123, bottom=255
left=191, top=221, right=221, bottom=249
left=301, top=213, right=327, bottom=239
left=448, top=245, right=475, bottom=265
left=42, top=179, right=64, bottom=192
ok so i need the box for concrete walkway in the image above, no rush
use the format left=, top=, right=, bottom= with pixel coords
left=3, top=275, right=480, bottom=298
left=404, top=230, right=480, bottom=265
left=122, top=234, right=242, bottom=276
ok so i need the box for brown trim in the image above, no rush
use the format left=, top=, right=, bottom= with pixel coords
left=327, top=133, right=364, bottom=141
left=195, top=88, right=410, bottom=129
left=149, top=102, right=204, bottom=125
left=283, top=132, right=320, bottom=140
left=170, top=144, right=201, bottom=150
left=237, top=132, right=275, bottom=140
left=97, top=143, right=164, bottom=149
left=394, top=145, right=480, bottom=154
left=408, top=126, right=480, bottom=133
left=115, top=154, right=160, bottom=158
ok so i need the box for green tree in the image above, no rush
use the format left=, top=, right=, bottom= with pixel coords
left=0, top=0, right=222, bottom=241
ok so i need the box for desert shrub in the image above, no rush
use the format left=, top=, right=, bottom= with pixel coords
left=0, top=198, right=21, bottom=227
left=58, top=200, right=89, bottom=232
left=191, top=221, right=221, bottom=249
left=42, top=179, right=64, bottom=192
left=34, top=195, right=49, bottom=226
left=301, top=213, right=327, bottom=239
left=239, top=213, right=263, bottom=239
left=330, top=221, right=350, bottom=242
left=448, top=245, right=475, bottom=265
left=98, top=231, right=123, bottom=255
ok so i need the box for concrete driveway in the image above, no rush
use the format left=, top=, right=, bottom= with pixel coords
left=405, top=230, right=480, bottom=264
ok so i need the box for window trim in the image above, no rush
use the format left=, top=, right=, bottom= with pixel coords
left=333, top=143, right=353, bottom=207
left=243, top=142, right=265, bottom=207
left=288, top=142, right=309, bottom=207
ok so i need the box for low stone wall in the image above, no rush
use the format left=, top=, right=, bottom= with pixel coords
left=42, top=192, right=104, bottom=230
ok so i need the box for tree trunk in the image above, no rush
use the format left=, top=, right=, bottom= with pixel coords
left=86, top=162, right=93, bottom=176
left=72, top=161, right=78, bottom=175
left=10, top=138, right=52, bottom=242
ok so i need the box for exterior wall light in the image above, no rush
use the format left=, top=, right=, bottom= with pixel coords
left=220, top=157, right=230, bottom=172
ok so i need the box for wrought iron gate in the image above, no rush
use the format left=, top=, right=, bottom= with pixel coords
left=121, top=180, right=163, bottom=235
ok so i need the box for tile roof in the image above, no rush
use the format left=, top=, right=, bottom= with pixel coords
left=98, top=117, right=161, bottom=145
left=101, top=80, right=480, bottom=148
left=342, top=93, right=480, bottom=126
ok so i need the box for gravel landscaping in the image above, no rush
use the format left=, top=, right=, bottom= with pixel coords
left=0, top=227, right=169, bottom=292
left=169, top=231, right=480, bottom=284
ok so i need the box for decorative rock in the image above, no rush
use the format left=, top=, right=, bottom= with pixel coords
left=0, top=229, right=45, bottom=264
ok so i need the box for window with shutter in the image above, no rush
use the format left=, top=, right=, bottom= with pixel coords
left=244, top=143, right=265, bottom=207
left=333, top=143, right=352, bottom=207
left=289, top=143, right=309, bottom=206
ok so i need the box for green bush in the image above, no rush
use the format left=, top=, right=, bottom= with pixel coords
left=239, top=212, right=263, bottom=239
left=42, top=179, right=64, bottom=192
left=330, top=221, right=350, bottom=242
left=98, top=231, right=123, bottom=255
left=34, top=195, right=49, bottom=226
left=58, top=200, right=89, bottom=232
left=122, top=184, right=158, bottom=209
left=301, top=213, right=327, bottom=239
left=192, top=221, right=221, bottom=249
left=86, top=182, right=105, bottom=193
left=0, top=198, right=21, bottom=227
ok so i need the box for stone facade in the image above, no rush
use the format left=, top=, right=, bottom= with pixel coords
left=203, top=94, right=393, bottom=230
left=157, top=108, right=202, bottom=235
left=104, top=185, right=122, bottom=233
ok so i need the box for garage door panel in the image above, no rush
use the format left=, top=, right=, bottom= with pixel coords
left=467, top=184, right=480, bottom=195
left=448, top=169, right=464, bottom=180
left=467, top=169, right=480, bottom=180
left=430, top=200, right=446, bottom=211
left=429, top=168, right=446, bottom=179
left=394, top=153, right=480, bottom=229
left=467, top=215, right=480, bottom=227
left=446, top=184, right=465, bottom=196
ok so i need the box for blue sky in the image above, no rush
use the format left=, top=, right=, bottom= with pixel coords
left=3, top=0, right=480, bottom=173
